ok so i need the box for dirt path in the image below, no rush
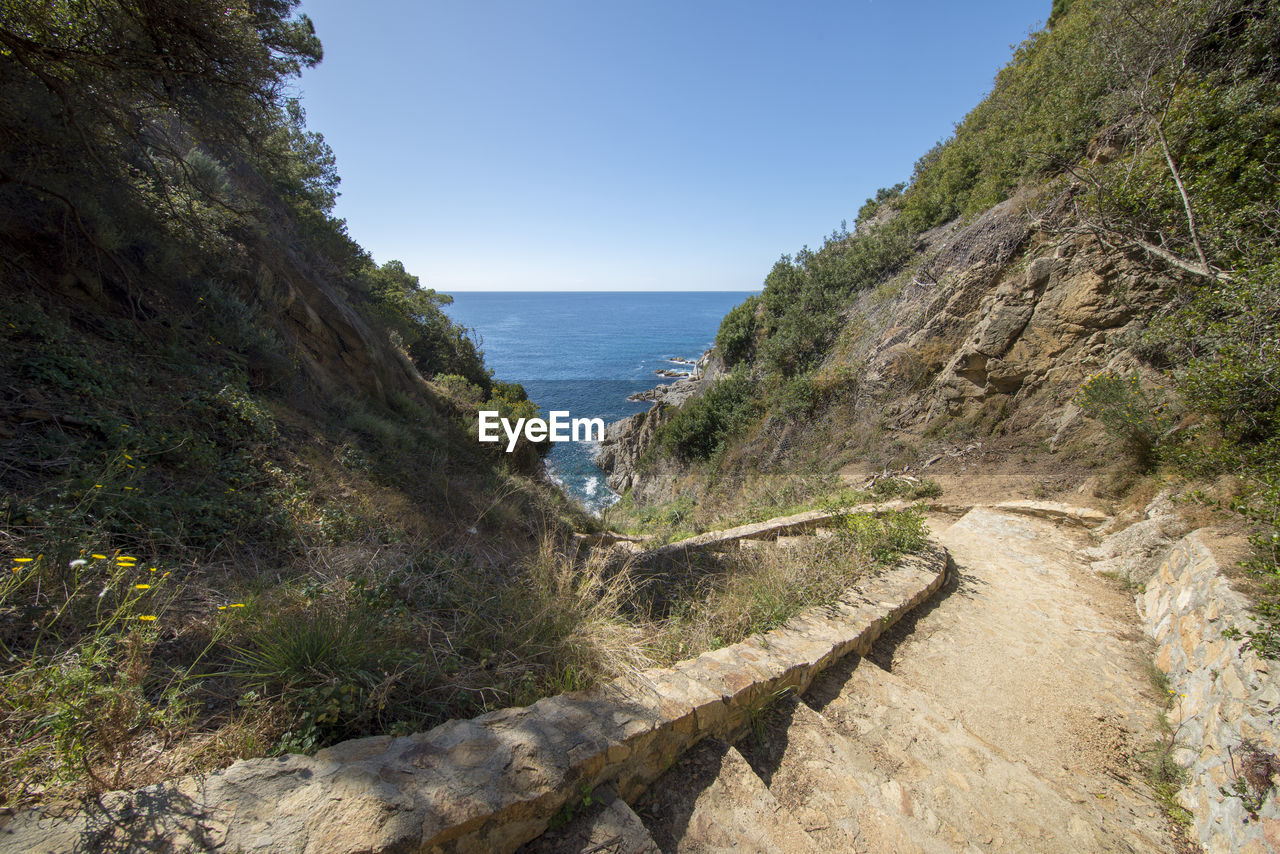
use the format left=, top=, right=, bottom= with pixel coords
left=534, top=505, right=1183, bottom=852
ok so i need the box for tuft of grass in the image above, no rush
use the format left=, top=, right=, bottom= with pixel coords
left=1135, top=684, right=1194, bottom=828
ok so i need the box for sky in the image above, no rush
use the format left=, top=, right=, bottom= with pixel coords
left=294, top=1, right=1049, bottom=291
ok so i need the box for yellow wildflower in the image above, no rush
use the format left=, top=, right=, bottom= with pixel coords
left=230, top=603, right=246, bottom=608
left=13, top=558, right=32, bottom=563
left=91, top=554, right=108, bottom=560
left=138, top=615, right=157, bottom=622
left=135, top=584, right=150, bottom=590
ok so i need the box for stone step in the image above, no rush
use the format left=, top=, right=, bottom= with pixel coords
left=635, top=737, right=820, bottom=853
left=737, top=693, right=949, bottom=853
left=804, top=654, right=1152, bottom=853
left=520, top=791, right=661, bottom=854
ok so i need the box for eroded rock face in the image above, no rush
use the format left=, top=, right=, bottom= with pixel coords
left=1084, top=490, right=1191, bottom=584
left=594, top=403, right=672, bottom=496
left=602, top=197, right=1177, bottom=500
left=255, top=245, right=422, bottom=407
left=922, top=233, right=1161, bottom=418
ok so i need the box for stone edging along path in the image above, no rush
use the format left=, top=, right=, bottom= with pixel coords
left=649, top=500, right=912, bottom=556
left=647, top=498, right=1108, bottom=559
left=0, top=543, right=950, bottom=854
left=1139, top=532, right=1280, bottom=852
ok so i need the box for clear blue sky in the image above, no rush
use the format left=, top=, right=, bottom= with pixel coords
left=295, top=1, right=1048, bottom=291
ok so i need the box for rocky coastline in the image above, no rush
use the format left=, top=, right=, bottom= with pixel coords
left=594, top=349, right=723, bottom=497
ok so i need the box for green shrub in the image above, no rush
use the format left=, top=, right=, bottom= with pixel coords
left=773, top=373, right=817, bottom=419
left=358, top=260, right=490, bottom=390
left=898, top=0, right=1117, bottom=230
left=715, top=296, right=759, bottom=368
left=856, top=183, right=905, bottom=228
left=754, top=220, right=914, bottom=378
left=830, top=507, right=929, bottom=563
left=434, top=373, right=487, bottom=409
left=1075, top=372, right=1172, bottom=470
left=660, top=370, right=760, bottom=460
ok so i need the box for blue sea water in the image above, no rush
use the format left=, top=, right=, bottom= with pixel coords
left=442, top=291, right=754, bottom=512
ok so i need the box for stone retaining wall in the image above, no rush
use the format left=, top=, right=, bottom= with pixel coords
left=0, top=545, right=950, bottom=854
left=1139, top=532, right=1280, bottom=853
left=649, top=498, right=1105, bottom=559
left=650, top=501, right=911, bottom=556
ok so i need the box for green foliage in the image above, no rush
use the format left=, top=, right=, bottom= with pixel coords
left=773, top=373, right=817, bottom=419
left=0, top=0, right=328, bottom=267
left=754, top=220, right=914, bottom=377
left=898, top=0, right=1117, bottom=229
left=657, top=506, right=929, bottom=653
left=829, top=507, right=929, bottom=564
left=434, top=373, right=487, bottom=409
left=715, top=295, right=759, bottom=368
left=358, top=260, right=490, bottom=389
left=1075, top=372, right=1173, bottom=470
left=1089, top=2, right=1280, bottom=653
left=1048, top=0, right=1074, bottom=28
left=660, top=369, right=760, bottom=461
left=484, top=381, right=550, bottom=466
left=612, top=493, right=700, bottom=541
left=232, top=610, right=397, bottom=748
left=867, top=477, right=943, bottom=501
left=856, top=183, right=905, bottom=227
left=0, top=0, right=585, bottom=810
left=0, top=553, right=195, bottom=799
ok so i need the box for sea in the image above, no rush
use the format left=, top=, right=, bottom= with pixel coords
left=443, top=291, right=754, bottom=512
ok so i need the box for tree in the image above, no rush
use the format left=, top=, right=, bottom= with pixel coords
left=0, top=0, right=324, bottom=268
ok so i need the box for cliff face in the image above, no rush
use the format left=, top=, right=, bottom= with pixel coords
left=595, top=351, right=724, bottom=501
left=597, top=194, right=1174, bottom=503
left=854, top=197, right=1168, bottom=441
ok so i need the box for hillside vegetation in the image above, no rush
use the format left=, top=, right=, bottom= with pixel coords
left=617, top=0, right=1279, bottom=642
left=0, top=0, right=594, bottom=806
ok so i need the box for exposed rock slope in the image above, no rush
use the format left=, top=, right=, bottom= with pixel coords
left=598, top=196, right=1176, bottom=503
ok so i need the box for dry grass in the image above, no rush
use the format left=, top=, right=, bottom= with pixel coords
left=629, top=506, right=930, bottom=663
left=0, top=493, right=927, bottom=812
